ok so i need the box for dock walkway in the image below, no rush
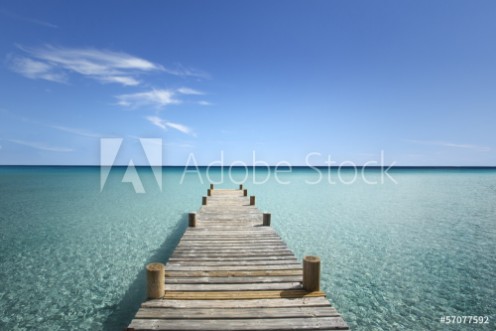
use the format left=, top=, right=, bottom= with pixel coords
left=127, top=187, right=349, bottom=330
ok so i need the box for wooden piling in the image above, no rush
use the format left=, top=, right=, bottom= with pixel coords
left=202, top=196, right=207, bottom=205
left=210, top=183, right=214, bottom=190
left=303, top=256, right=321, bottom=292
left=239, top=184, right=243, bottom=190
left=146, top=263, right=165, bottom=299
left=188, top=212, right=196, bottom=227
left=263, top=212, right=271, bottom=226
left=250, top=195, right=256, bottom=206
left=243, top=189, right=248, bottom=197
left=207, top=189, right=212, bottom=196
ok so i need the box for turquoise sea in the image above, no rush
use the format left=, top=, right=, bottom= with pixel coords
left=0, top=166, right=495, bottom=330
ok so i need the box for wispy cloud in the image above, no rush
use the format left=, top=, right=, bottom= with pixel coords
left=10, top=45, right=211, bottom=86
left=177, top=87, right=205, bottom=95
left=117, top=89, right=181, bottom=109
left=146, top=116, right=195, bottom=136
left=50, top=125, right=103, bottom=138
left=9, top=57, right=67, bottom=83
left=0, top=8, right=58, bottom=28
left=8, top=139, right=73, bottom=152
left=406, top=139, right=491, bottom=152
left=10, top=45, right=164, bottom=86
left=163, top=64, right=210, bottom=79
left=116, top=87, right=210, bottom=109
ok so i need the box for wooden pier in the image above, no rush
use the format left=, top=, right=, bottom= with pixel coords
left=127, top=186, right=349, bottom=330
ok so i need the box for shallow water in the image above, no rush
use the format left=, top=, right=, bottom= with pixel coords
left=0, top=166, right=494, bottom=330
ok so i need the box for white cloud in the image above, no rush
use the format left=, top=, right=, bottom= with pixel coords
left=406, top=139, right=491, bottom=152
left=10, top=45, right=164, bottom=86
left=146, top=116, right=167, bottom=129
left=165, top=121, right=193, bottom=135
left=115, top=87, right=211, bottom=109
left=117, top=89, right=180, bottom=109
left=8, top=139, right=73, bottom=152
left=146, top=116, right=194, bottom=136
left=99, top=75, right=140, bottom=86
left=10, top=57, right=67, bottom=83
left=10, top=45, right=211, bottom=86
left=177, top=87, right=204, bottom=95
left=163, top=65, right=210, bottom=79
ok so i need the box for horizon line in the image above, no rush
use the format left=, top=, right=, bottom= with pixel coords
left=1, top=165, right=496, bottom=169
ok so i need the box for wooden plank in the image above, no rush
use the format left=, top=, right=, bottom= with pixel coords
left=163, top=290, right=327, bottom=300
left=168, top=256, right=297, bottom=262
left=165, top=264, right=302, bottom=271
left=166, top=260, right=298, bottom=266
left=128, top=316, right=349, bottom=330
left=164, top=270, right=302, bottom=278
left=165, top=282, right=302, bottom=291
left=166, top=275, right=301, bottom=284
left=176, top=241, right=283, bottom=245
left=185, top=227, right=274, bottom=232
left=142, top=296, right=332, bottom=308
left=170, top=254, right=295, bottom=260
left=181, top=232, right=277, bottom=237
left=176, top=240, right=288, bottom=250
left=171, top=250, right=293, bottom=257
left=173, top=248, right=291, bottom=254
left=169, top=256, right=295, bottom=262
left=135, top=306, right=340, bottom=319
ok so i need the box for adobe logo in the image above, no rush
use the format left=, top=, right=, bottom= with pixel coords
left=100, top=138, right=163, bottom=193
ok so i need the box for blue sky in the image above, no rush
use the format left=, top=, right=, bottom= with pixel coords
left=0, top=0, right=495, bottom=166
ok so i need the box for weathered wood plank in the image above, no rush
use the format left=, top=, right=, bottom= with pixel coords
left=170, top=252, right=294, bottom=259
left=135, top=306, right=340, bottom=319
left=165, top=282, right=302, bottom=291
left=168, top=255, right=296, bottom=261
left=176, top=243, right=285, bottom=248
left=171, top=251, right=293, bottom=257
left=162, top=290, right=327, bottom=300
left=164, top=270, right=302, bottom=278
left=166, top=259, right=298, bottom=266
left=128, top=316, right=349, bottom=330
left=173, top=247, right=291, bottom=253
left=166, top=275, right=301, bottom=284
left=142, top=296, right=332, bottom=308
left=165, top=264, right=302, bottom=271
left=181, top=232, right=277, bottom=237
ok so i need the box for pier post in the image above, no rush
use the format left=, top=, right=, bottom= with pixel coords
left=210, top=183, right=214, bottom=190
left=202, top=196, right=207, bottom=205
left=146, top=263, right=165, bottom=299
left=188, top=212, right=196, bottom=227
left=207, top=189, right=212, bottom=196
left=239, top=184, right=243, bottom=190
left=243, top=189, right=248, bottom=197
left=263, top=212, right=271, bottom=226
left=303, top=256, right=321, bottom=292
left=250, top=195, right=256, bottom=206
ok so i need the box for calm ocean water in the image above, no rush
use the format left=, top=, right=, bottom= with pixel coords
left=0, top=166, right=495, bottom=330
